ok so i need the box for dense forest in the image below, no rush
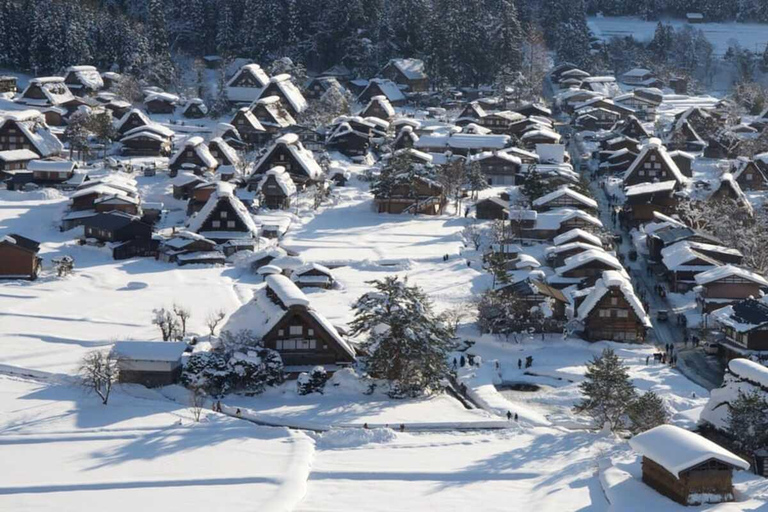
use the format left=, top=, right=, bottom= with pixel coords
left=0, top=0, right=766, bottom=90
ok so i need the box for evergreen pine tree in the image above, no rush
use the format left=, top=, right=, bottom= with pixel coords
left=350, top=276, right=456, bottom=397
left=574, top=348, right=637, bottom=431
left=627, top=391, right=668, bottom=433
left=728, top=389, right=768, bottom=455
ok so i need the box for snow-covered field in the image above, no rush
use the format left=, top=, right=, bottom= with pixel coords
left=588, top=16, right=768, bottom=57
left=1, top=134, right=766, bottom=509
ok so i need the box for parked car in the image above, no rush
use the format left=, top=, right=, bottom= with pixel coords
left=703, top=342, right=719, bottom=355
left=628, top=249, right=638, bottom=261
left=656, top=310, right=669, bottom=322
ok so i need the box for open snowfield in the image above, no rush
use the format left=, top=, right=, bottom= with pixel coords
left=1, top=147, right=766, bottom=510
left=588, top=17, right=768, bottom=57
left=0, top=375, right=314, bottom=512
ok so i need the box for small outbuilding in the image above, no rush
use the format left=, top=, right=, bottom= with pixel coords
left=111, top=341, right=188, bottom=387
left=629, top=424, right=749, bottom=506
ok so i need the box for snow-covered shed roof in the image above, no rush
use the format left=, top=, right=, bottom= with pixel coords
left=111, top=341, right=187, bottom=363
left=553, top=228, right=603, bottom=247
left=188, top=182, right=258, bottom=236
left=576, top=270, right=649, bottom=327
left=227, top=64, right=269, bottom=88
left=532, top=187, right=597, bottom=209
left=266, top=274, right=310, bottom=307
left=145, top=91, right=180, bottom=104
left=0, top=149, right=40, bottom=162
left=521, top=129, right=561, bottom=143
left=258, top=166, right=297, bottom=196
left=629, top=425, right=749, bottom=478
left=387, top=58, right=427, bottom=80
left=661, top=244, right=721, bottom=271
left=169, top=136, right=218, bottom=169
left=695, top=265, right=768, bottom=287
left=466, top=151, right=520, bottom=165
left=182, top=97, right=208, bottom=115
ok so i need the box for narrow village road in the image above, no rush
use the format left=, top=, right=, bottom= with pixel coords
left=570, top=137, right=723, bottom=391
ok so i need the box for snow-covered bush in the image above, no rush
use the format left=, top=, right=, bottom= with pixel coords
left=182, top=352, right=233, bottom=397
left=297, top=366, right=329, bottom=395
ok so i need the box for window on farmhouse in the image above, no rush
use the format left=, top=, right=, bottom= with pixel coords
left=289, top=325, right=302, bottom=336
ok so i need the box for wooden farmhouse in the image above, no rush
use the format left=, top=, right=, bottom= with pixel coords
left=623, top=180, right=678, bottom=224
left=63, top=65, right=104, bottom=96
left=467, top=151, right=521, bottom=186
left=207, top=137, right=241, bottom=178
left=224, top=274, right=356, bottom=374
left=695, top=265, right=768, bottom=313
left=18, top=77, right=74, bottom=108
left=226, top=63, right=270, bottom=104
left=257, top=166, right=297, bottom=210
left=144, top=92, right=179, bottom=114
left=181, top=98, right=208, bottom=118
left=169, top=136, right=218, bottom=177
left=629, top=425, right=749, bottom=506
left=546, top=241, right=599, bottom=267
left=248, top=133, right=322, bottom=188
left=326, top=122, right=370, bottom=157
left=479, top=111, right=525, bottom=135
left=213, top=122, right=248, bottom=150
left=111, top=341, right=188, bottom=387
left=358, top=78, right=406, bottom=106
left=0, top=75, right=17, bottom=94
left=393, top=125, right=418, bottom=151
left=614, top=115, right=652, bottom=139
left=101, top=71, right=121, bottom=90
left=661, top=244, right=725, bottom=292
left=361, top=95, right=395, bottom=121
left=732, top=158, right=767, bottom=191
left=291, top=263, right=335, bottom=289
left=555, top=249, right=625, bottom=287
left=0, top=234, right=42, bottom=280
left=553, top=228, right=603, bottom=249
left=187, top=182, right=259, bottom=244
left=0, top=149, right=39, bottom=176
left=0, top=111, right=63, bottom=157
left=710, top=298, right=768, bottom=359
left=510, top=209, right=603, bottom=242
left=230, top=107, right=267, bottom=146
left=82, top=212, right=155, bottom=260
left=623, top=138, right=687, bottom=188
left=158, top=231, right=221, bottom=265
left=250, top=96, right=296, bottom=134
left=374, top=174, right=445, bottom=215
left=455, top=102, right=486, bottom=125
left=476, top=197, right=510, bottom=220
left=514, top=103, right=552, bottom=118
left=257, top=74, right=307, bottom=117
left=532, top=187, right=598, bottom=213
left=119, top=125, right=173, bottom=156
left=575, top=270, right=650, bottom=342
left=305, top=76, right=343, bottom=100
left=709, top=173, right=753, bottom=215
left=115, top=108, right=153, bottom=136
left=379, top=58, right=428, bottom=92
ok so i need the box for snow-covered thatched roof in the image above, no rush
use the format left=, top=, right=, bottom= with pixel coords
left=0, top=111, right=63, bottom=157
left=20, top=77, right=74, bottom=106
left=388, top=58, right=427, bottom=80
left=65, top=65, right=104, bottom=91
left=261, top=74, right=307, bottom=114
left=254, top=133, right=321, bottom=180
left=169, top=136, right=218, bottom=169
left=258, top=166, right=297, bottom=197
left=629, top=425, right=749, bottom=478
left=187, top=182, right=258, bottom=236
left=576, top=270, right=650, bottom=327
left=624, top=138, right=688, bottom=185
left=361, top=78, right=406, bottom=103
left=208, top=137, right=240, bottom=167
left=111, top=341, right=188, bottom=362
left=364, top=95, right=395, bottom=117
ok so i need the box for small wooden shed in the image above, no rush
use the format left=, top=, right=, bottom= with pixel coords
left=111, top=341, right=188, bottom=387
left=629, top=425, right=749, bottom=506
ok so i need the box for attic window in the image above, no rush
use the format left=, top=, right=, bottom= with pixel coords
left=289, top=325, right=302, bottom=336
left=220, top=211, right=228, bottom=219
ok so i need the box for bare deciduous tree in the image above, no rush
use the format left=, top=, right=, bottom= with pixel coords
left=153, top=307, right=179, bottom=341
left=205, top=310, right=226, bottom=336
left=173, top=303, right=192, bottom=338
left=79, top=350, right=121, bottom=405
left=189, top=385, right=206, bottom=422
left=462, top=221, right=483, bottom=250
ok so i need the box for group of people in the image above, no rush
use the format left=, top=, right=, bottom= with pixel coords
left=517, top=356, right=534, bottom=369
left=453, top=354, right=479, bottom=370
left=646, top=343, right=678, bottom=366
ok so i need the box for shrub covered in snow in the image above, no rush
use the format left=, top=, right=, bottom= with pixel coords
left=316, top=427, right=397, bottom=449
left=297, top=366, right=329, bottom=395
left=182, top=343, right=283, bottom=397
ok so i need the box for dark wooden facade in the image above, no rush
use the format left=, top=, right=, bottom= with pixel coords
left=0, top=235, right=41, bottom=280
left=641, top=456, right=736, bottom=506
left=582, top=287, right=647, bottom=342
